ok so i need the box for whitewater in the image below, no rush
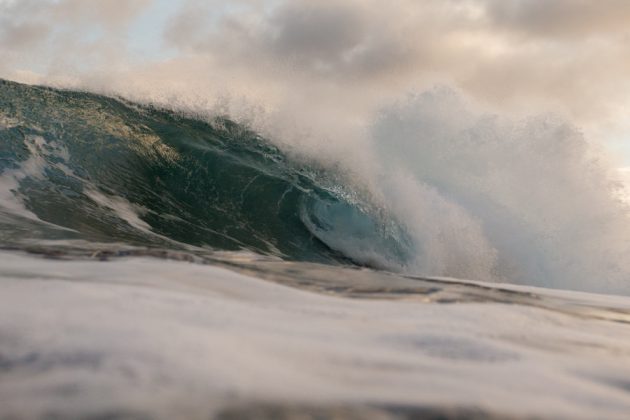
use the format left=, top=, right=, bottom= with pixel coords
left=2, top=78, right=630, bottom=419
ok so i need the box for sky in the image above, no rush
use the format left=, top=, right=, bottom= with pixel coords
left=1, top=0, right=629, bottom=164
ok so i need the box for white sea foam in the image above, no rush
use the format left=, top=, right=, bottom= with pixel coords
left=0, top=134, right=59, bottom=223
left=84, top=188, right=152, bottom=232
left=1, top=251, right=630, bottom=419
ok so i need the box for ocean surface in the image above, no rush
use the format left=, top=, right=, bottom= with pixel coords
left=2, top=78, right=630, bottom=419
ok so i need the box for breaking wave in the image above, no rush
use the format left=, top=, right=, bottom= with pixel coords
left=1, top=79, right=630, bottom=294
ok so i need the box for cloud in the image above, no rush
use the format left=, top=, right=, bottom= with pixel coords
left=482, top=0, right=630, bottom=38
left=163, top=0, right=463, bottom=80
left=0, top=0, right=151, bottom=74
left=50, top=0, right=152, bottom=28
left=0, top=20, right=50, bottom=49
left=152, top=0, right=630, bottom=135
left=1, top=0, right=629, bottom=154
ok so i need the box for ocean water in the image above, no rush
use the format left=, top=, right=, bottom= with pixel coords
left=2, top=78, right=630, bottom=419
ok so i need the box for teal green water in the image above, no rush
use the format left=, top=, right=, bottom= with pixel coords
left=0, top=79, right=412, bottom=267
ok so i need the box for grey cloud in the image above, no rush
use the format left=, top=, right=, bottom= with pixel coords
left=164, top=0, right=461, bottom=80
left=0, top=0, right=152, bottom=75
left=269, top=2, right=365, bottom=59
left=51, top=0, right=152, bottom=28
left=163, top=5, right=210, bottom=48
left=0, top=21, right=50, bottom=49
left=0, top=0, right=150, bottom=28
left=482, top=0, right=630, bottom=38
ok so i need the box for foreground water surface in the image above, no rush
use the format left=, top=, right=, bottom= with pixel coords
left=2, top=250, right=630, bottom=419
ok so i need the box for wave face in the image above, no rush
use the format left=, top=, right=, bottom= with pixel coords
left=0, top=79, right=412, bottom=268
